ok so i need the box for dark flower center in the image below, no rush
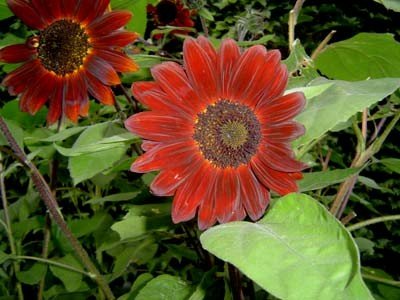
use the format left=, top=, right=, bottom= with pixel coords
left=156, top=0, right=178, bottom=24
left=193, top=100, right=261, bottom=168
left=38, top=20, right=89, bottom=76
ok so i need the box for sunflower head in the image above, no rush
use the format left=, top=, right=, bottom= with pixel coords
left=1, top=0, right=139, bottom=123
left=125, top=37, right=307, bottom=230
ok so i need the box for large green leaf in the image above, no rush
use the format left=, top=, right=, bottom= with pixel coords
left=49, top=254, right=83, bottom=292
left=200, top=194, right=373, bottom=300
left=135, top=274, right=193, bottom=300
left=112, top=203, right=172, bottom=240
left=294, top=78, right=400, bottom=146
left=111, top=0, right=147, bottom=36
left=315, top=33, right=400, bottom=81
left=373, top=0, right=400, bottom=12
left=299, top=168, right=360, bottom=192
left=60, top=122, right=136, bottom=185
left=379, top=158, right=400, bottom=174
left=0, top=0, right=12, bottom=20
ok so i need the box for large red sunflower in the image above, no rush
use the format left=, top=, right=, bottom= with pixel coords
left=0, top=0, right=138, bottom=124
left=125, top=37, right=306, bottom=230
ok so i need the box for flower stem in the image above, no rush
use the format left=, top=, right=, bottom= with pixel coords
left=228, top=264, right=244, bottom=300
left=0, top=155, right=24, bottom=300
left=347, top=215, right=400, bottom=232
left=288, top=0, right=306, bottom=51
left=0, top=116, right=115, bottom=300
left=12, top=256, right=93, bottom=277
left=330, top=111, right=400, bottom=217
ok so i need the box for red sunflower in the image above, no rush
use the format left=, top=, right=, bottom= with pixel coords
left=0, top=0, right=138, bottom=124
left=125, top=37, right=306, bottom=230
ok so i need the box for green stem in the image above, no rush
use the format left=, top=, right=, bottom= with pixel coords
left=0, top=116, right=115, bottom=299
left=347, top=215, right=400, bottom=232
left=12, top=256, right=93, bottom=278
left=330, top=111, right=400, bottom=217
left=362, top=273, right=400, bottom=287
left=0, top=156, right=24, bottom=300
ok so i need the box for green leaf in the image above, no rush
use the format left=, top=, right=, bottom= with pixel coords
left=111, top=0, right=147, bottom=36
left=135, top=274, right=193, bottom=300
left=200, top=193, right=373, bottom=300
left=111, top=239, right=158, bottom=280
left=38, top=126, right=87, bottom=142
left=379, top=158, right=400, bottom=174
left=315, top=33, right=400, bottom=80
left=61, top=122, right=135, bottom=185
left=118, top=273, right=154, bottom=300
left=0, top=100, right=47, bottom=129
left=299, top=168, right=360, bottom=192
left=198, top=7, right=214, bottom=21
left=236, top=35, right=274, bottom=47
left=130, top=54, right=169, bottom=69
left=16, top=263, right=47, bottom=285
left=0, top=0, right=12, bottom=20
left=86, top=191, right=141, bottom=205
left=295, top=78, right=400, bottom=146
left=373, top=0, right=400, bottom=12
left=283, top=39, right=311, bottom=73
left=111, top=203, right=172, bottom=240
left=49, top=254, right=83, bottom=292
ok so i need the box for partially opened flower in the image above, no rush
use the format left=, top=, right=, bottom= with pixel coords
left=0, top=0, right=138, bottom=124
left=125, top=37, right=306, bottom=230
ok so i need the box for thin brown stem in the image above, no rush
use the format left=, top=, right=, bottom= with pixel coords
left=0, top=156, right=24, bottom=300
left=288, top=0, right=306, bottom=51
left=228, top=264, right=245, bottom=300
left=330, top=111, right=400, bottom=217
left=0, top=116, right=115, bottom=299
left=340, top=211, right=357, bottom=225
left=200, top=16, right=209, bottom=37
left=118, top=84, right=139, bottom=112
left=311, top=30, right=336, bottom=60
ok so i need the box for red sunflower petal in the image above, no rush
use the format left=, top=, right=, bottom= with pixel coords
left=0, top=44, right=36, bottom=63
left=171, top=161, right=207, bottom=223
left=2, top=60, right=42, bottom=95
left=125, top=111, right=191, bottom=142
left=258, top=142, right=306, bottom=172
left=151, top=62, right=202, bottom=115
left=261, top=64, right=288, bottom=102
left=197, top=36, right=218, bottom=66
left=64, top=72, right=88, bottom=122
left=23, top=72, right=57, bottom=114
left=227, top=45, right=266, bottom=103
left=60, top=0, right=78, bottom=18
left=31, top=0, right=53, bottom=24
left=18, top=65, right=47, bottom=112
left=226, top=205, right=246, bottom=222
left=257, top=92, right=306, bottom=123
left=92, top=31, right=138, bottom=48
left=86, top=11, right=132, bottom=37
left=95, top=49, right=138, bottom=73
left=183, top=38, right=218, bottom=103
left=132, top=82, right=181, bottom=114
left=251, top=156, right=299, bottom=195
left=85, top=71, right=115, bottom=105
left=217, top=38, right=240, bottom=99
left=237, top=165, right=270, bottom=221
left=197, top=167, right=219, bottom=230
left=77, top=0, right=109, bottom=25
left=215, top=169, right=241, bottom=223
left=244, top=50, right=282, bottom=107
left=262, top=121, right=305, bottom=142
left=85, top=55, right=120, bottom=85
left=46, top=78, right=63, bottom=124
left=141, top=140, right=160, bottom=152
left=130, top=141, right=197, bottom=173
left=7, top=0, right=46, bottom=29
left=46, top=0, right=62, bottom=20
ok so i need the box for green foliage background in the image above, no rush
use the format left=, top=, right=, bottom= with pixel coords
left=0, top=0, right=399, bottom=299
